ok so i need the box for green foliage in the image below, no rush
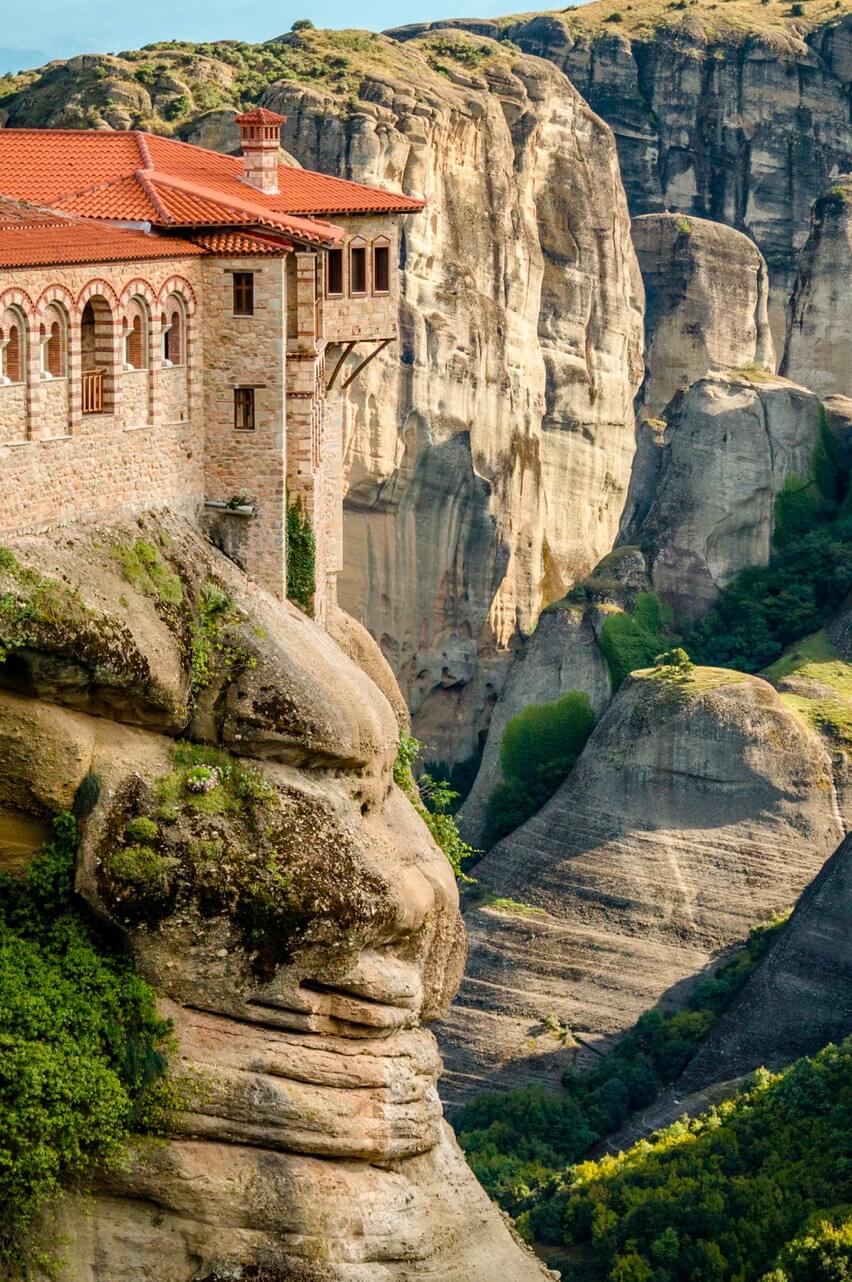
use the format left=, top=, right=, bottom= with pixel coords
left=74, top=770, right=102, bottom=818
left=422, top=751, right=482, bottom=811
left=483, top=691, right=597, bottom=847
left=110, top=538, right=183, bottom=605
left=676, top=215, right=692, bottom=234
left=556, top=1040, right=852, bottom=1282
left=0, top=814, right=172, bottom=1268
left=688, top=418, right=852, bottom=672
left=599, top=592, right=677, bottom=689
left=393, top=735, right=476, bottom=879
left=189, top=580, right=255, bottom=701
left=0, top=545, right=92, bottom=664
left=291, top=17, right=315, bottom=29
left=769, top=1209, right=852, bottom=1282
left=456, top=914, right=789, bottom=1231
left=286, top=496, right=316, bottom=615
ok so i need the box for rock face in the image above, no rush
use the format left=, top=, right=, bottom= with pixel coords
left=783, top=177, right=852, bottom=397
left=262, top=31, right=644, bottom=765
left=500, top=10, right=852, bottom=344
left=632, top=213, right=775, bottom=420
left=437, top=667, right=842, bottom=1105
left=624, top=373, right=825, bottom=623
left=457, top=601, right=612, bottom=847
left=678, top=833, right=852, bottom=1093
left=0, top=514, right=549, bottom=1281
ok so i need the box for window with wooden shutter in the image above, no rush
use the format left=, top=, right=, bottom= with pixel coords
left=234, top=386, right=256, bottom=431
left=233, top=272, right=255, bottom=316
left=373, top=242, right=390, bottom=294
left=350, top=244, right=367, bottom=295
left=326, top=249, right=343, bottom=296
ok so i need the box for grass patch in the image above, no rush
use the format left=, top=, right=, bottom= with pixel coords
left=766, top=630, right=852, bottom=746
left=110, top=538, right=183, bottom=605
left=189, top=580, right=256, bottom=702
left=598, top=591, right=678, bottom=689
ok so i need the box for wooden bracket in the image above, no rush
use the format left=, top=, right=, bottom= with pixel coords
left=326, top=341, right=356, bottom=392
left=340, top=338, right=393, bottom=391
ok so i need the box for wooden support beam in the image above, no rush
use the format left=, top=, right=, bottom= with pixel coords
left=326, top=341, right=356, bottom=392
left=340, top=338, right=393, bottom=391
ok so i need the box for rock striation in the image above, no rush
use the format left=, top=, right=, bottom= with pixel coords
left=624, top=372, right=825, bottom=623
left=631, top=212, right=775, bottom=421
left=678, top=832, right=852, bottom=1092
left=262, top=30, right=644, bottom=766
left=437, top=667, right=842, bottom=1105
left=782, top=177, right=852, bottom=397
left=0, top=513, right=549, bottom=1281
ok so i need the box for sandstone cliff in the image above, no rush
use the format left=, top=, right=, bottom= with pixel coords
left=0, top=514, right=549, bottom=1281
left=676, top=832, right=852, bottom=1093
left=437, top=667, right=842, bottom=1104
left=624, top=372, right=826, bottom=622
left=631, top=212, right=774, bottom=421
left=395, top=1, right=852, bottom=344
left=783, top=177, right=852, bottom=397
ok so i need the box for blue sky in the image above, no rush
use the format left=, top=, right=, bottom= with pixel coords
left=0, top=0, right=552, bottom=71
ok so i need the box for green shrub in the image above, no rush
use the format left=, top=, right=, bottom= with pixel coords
left=689, top=418, right=852, bottom=672
left=286, top=496, right=316, bottom=615
left=0, top=815, right=172, bottom=1268
left=483, top=691, right=596, bottom=847
left=598, top=592, right=677, bottom=690
left=394, top=734, right=476, bottom=879
left=111, top=538, right=183, bottom=605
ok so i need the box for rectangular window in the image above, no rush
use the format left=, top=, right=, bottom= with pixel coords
left=234, top=387, right=256, bottom=431
left=233, top=272, right=255, bottom=316
left=350, top=245, right=367, bottom=295
left=373, top=244, right=390, bottom=294
left=326, top=248, right=343, bottom=297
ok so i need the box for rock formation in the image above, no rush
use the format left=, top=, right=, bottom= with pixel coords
left=624, top=372, right=825, bottom=623
left=437, top=667, right=842, bottom=1105
left=262, top=30, right=644, bottom=766
left=783, top=177, right=852, bottom=397
left=394, top=5, right=852, bottom=344
left=0, top=514, right=549, bottom=1281
left=678, top=832, right=852, bottom=1093
left=631, top=213, right=775, bottom=421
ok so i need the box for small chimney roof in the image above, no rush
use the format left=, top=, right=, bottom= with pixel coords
left=234, top=107, right=287, bottom=126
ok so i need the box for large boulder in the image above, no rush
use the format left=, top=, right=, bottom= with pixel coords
left=0, top=514, right=550, bottom=1282
left=782, top=177, right=852, bottom=398
left=632, top=212, right=775, bottom=421
left=437, top=666, right=842, bottom=1105
left=627, top=372, right=824, bottom=623
left=266, top=30, right=644, bottom=765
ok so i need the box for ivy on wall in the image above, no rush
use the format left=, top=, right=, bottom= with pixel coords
left=286, top=496, right=316, bottom=616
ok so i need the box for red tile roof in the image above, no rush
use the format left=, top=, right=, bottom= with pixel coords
left=0, top=218, right=204, bottom=268
left=0, top=130, right=424, bottom=242
left=190, top=231, right=292, bottom=255
left=234, top=107, right=287, bottom=126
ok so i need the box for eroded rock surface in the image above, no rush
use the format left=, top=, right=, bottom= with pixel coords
left=632, top=213, right=775, bottom=421
left=626, top=373, right=825, bottom=622
left=783, top=177, right=852, bottom=397
left=437, top=668, right=842, bottom=1105
left=0, top=514, right=549, bottom=1281
left=265, top=32, right=644, bottom=765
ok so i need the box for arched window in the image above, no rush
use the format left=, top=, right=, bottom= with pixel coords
left=349, top=238, right=367, bottom=296
left=372, top=236, right=391, bottom=295
left=39, top=303, right=67, bottom=379
left=0, top=308, right=26, bottom=384
left=162, top=295, right=186, bottom=366
left=80, top=295, right=115, bottom=414
left=124, top=299, right=149, bottom=370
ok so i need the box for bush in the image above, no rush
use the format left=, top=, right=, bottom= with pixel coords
left=598, top=592, right=677, bottom=689
left=394, top=734, right=476, bottom=879
left=688, top=417, right=852, bottom=672
left=0, top=815, right=171, bottom=1268
left=483, top=691, right=596, bottom=846
left=291, top=17, right=315, bottom=29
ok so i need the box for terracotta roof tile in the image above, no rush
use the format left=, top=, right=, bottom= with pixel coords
left=0, top=223, right=203, bottom=268
left=234, top=107, right=287, bottom=125
left=190, top=231, right=292, bottom=254
left=0, top=129, right=425, bottom=237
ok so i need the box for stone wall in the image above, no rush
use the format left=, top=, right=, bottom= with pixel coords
left=323, top=216, right=400, bottom=344
left=200, top=253, right=289, bottom=601
left=0, top=256, right=204, bottom=536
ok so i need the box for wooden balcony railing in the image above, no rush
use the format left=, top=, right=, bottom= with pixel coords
left=82, top=367, right=105, bottom=415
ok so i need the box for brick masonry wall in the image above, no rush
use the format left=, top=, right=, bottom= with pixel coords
left=322, top=216, right=400, bottom=345
left=0, top=256, right=204, bottom=535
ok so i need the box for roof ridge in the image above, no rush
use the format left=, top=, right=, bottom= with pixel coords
left=135, top=167, right=172, bottom=223
left=148, top=170, right=344, bottom=243
left=133, top=129, right=155, bottom=171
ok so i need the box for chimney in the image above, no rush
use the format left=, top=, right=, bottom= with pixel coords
left=235, top=107, right=287, bottom=196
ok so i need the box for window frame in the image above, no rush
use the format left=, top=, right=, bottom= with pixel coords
left=372, top=240, right=391, bottom=295
left=349, top=241, right=367, bottom=297
left=233, top=385, right=256, bottom=432
left=232, top=271, right=255, bottom=318
left=326, top=248, right=344, bottom=298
